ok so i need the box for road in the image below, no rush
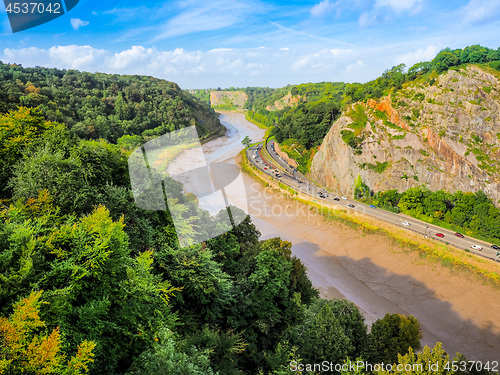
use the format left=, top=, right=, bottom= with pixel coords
left=248, top=140, right=500, bottom=262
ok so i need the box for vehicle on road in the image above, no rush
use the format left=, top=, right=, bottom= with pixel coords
left=435, top=233, right=444, bottom=238
left=401, top=221, right=410, bottom=226
left=347, top=204, right=355, bottom=208
left=471, top=245, right=482, bottom=251
left=341, top=196, right=348, bottom=200
left=491, top=245, right=500, bottom=250
left=333, top=197, right=340, bottom=201
left=454, top=232, right=465, bottom=238
left=369, top=205, right=376, bottom=208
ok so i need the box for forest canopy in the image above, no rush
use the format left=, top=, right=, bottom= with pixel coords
left=0, top=52, right=494, bottom=374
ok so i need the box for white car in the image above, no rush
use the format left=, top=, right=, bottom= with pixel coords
left=471, top=245, right=482, bottom=251
left=401, top=221, right=410, bottom=226
left=341, top=196, right=348, bottom=200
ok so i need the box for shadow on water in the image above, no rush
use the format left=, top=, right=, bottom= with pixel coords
left=287, top=238, right=500, bottom=364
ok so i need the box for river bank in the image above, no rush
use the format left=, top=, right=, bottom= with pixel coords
left=178, top=111, right=500, bottom=363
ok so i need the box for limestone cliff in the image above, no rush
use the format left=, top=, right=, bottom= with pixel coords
left=266, top=93, right=304, bottom=111
left=210, top=91, right=248, bottom=108
left=310, top=65, right=500, bottom=204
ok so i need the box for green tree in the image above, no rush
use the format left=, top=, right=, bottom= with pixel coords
left=0, top=291, right=96, bottom=374
left=433, top=50, right=460, bottom=72
left=0, top=107, right=56, bottom=198
left=366, top=313, right=422, bottom=364
left=297, top=304, right=352, bottom=364
left=126, top=328, right=216, bottom=375
left=398, top=187, right=425, bottom=215
left=241, top=135, right=252, bottom=148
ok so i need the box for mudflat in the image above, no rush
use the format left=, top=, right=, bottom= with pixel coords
left=191, top=111, right=500, bottom=363
left=242, top=172, right=500, bottom=364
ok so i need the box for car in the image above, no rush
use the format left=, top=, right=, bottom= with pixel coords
left=491, top=245, right=500, bottom=250
left=369, top=205, right=376, bottom=208
left=401, top=221, right=410, bottom=226
left=347, top=204, right=355, bottom=208
left=275, top=174, right=281, bottom=178
left=471, top=245, right=482, bottom=251
left=435, top=233, right=444, bottom=238
left=333, top=197, right=340, bottom=201
left=454, top=232, right=465, bottom=238
left=341, top=196, right=348, bottom=200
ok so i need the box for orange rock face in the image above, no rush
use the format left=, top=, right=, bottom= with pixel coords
left=367, top=96, right=410, bottom=131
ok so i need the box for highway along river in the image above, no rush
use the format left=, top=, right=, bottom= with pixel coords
left=169, top=110, right=500, bottom=364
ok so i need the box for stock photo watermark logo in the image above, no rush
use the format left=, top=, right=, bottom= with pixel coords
left=4, top=0, right=79, bottom=32
left=128, top=126, right=249, bottom=248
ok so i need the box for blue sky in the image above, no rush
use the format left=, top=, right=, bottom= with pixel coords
left=1, top=0, right=500, bottom=88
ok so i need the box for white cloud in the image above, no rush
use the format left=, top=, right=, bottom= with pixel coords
left=209, top=48, right=233, bottom=52
left=310, top=0, right=336, bottom=17
left=359, top=0, right=422, bottom=27
left=375, top=0, right=422, bottom=12
left=291, top=48, right=356, bottom=72
left=460, top=0, right=500, bottom=24
left=49, top=45, right=107, bottom=70
left=151, top=0, right=265, bottom=42
left=280, top=47, right=290, bottom=51
left=330, top=48, right=353, bottom=56
left=396, top=44, right=440, bottom=67
left=70, top=18, right=89, bottom=31
left=345, top=59, right=364, bottom=73
left=1, top=44, right=375, bottom=88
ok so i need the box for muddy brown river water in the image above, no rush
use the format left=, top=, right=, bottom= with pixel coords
left=169, top=111, right=500, bottom=364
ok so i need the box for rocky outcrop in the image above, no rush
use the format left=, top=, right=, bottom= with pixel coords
left=266, top=93, right=304, bottom=111
left=274, top=142, right=298, bottom=168
left=210, top=91, right=248, bottom=108
left=310, top=65, right=500, bottom=204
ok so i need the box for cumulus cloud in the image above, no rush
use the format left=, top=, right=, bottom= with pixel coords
left=70, top=18, right=89, bottom=31
left=1, top=44, right=372, bottom=88
left=3, top=45, right=108, bottom=70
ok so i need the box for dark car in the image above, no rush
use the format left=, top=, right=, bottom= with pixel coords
left=333, top=197, right=340, bottom=201
left=435, top=233, right=444, bottom=238
left=454, top=232, right=465, bottom=238
left=347, top=204, right=355, bottom=208
left=492, top=245, right=500, bottom=250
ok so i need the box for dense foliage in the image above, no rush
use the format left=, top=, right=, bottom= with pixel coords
left=0, top=63, right=491, bottom=374
left=356, top=184, right=500, bottom=244
left=0, top=62, right=222, bottom=144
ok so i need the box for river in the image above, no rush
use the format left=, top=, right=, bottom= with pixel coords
left=169, top=110, right=500, bottom=364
